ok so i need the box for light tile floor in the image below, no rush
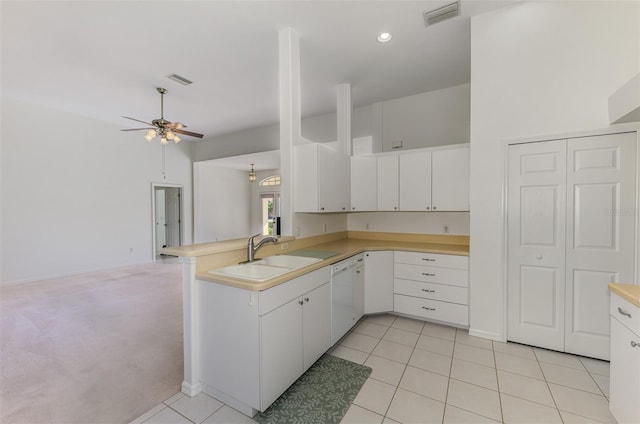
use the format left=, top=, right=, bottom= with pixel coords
left=130, top=314, right=614, bottom=424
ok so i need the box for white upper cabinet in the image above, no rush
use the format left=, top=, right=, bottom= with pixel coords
left=431, top=147, right=469, bottom=211
left=350, top=156, right=377, bottom=211
left=295, top=143, right=350, bottom=213
left=399, top=151, right=432, bottom=211
left=377, top=155, right=399, bottom=211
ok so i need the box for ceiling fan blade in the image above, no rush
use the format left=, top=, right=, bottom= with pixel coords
left=174, top=128, right=204, bottom=138
left=122, top=116, right=154, bottom=126
left=121, top=128, right=154, bottom=131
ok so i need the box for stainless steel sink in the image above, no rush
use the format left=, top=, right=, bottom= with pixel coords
left=208, top=255, right=322, bottom=281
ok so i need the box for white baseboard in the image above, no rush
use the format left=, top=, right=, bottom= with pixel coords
left=201, top=383, right=257, bottom=417
left=181, top=381, right=202, bottom=397
left=468, top=328, right=505, bottom=342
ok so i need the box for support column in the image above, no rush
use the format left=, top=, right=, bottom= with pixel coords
left=279, top=27, right=301, bottom=237
left=180, top=256, right=201, bottom=396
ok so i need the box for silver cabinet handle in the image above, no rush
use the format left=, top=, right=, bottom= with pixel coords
left=426, top=206, right=430, bottom=210
left=618, top=307, right=632, bottom=318
left=421, top=289, right=436, bottom=293
left=304, top=297, right=310, bottom=302
left=422, top=273, right=435, bottom=277
left=298, top=300, right=304, bottom=305
left=421, top=306, right=436, bottom=311
left=433, top=206, right=437, bottom=210
left=536, top=254, right=543, bottom=260
left=631, top=341, right=639, bottom=348
left=421, top=258, right=436, bottom=262
left=352, top=207, right=355, bottom=210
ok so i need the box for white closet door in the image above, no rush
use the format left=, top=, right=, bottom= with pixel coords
left=507, top=140, right=567, bottom=351
left=565, top=133, right=636, bottom=360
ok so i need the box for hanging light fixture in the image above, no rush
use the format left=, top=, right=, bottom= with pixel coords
left=249, top=164, right=257, bottom=182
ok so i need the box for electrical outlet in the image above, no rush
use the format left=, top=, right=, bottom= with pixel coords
left=280, top=243, right=289, bottom=250
left=443, top=225, right=449, bottom=234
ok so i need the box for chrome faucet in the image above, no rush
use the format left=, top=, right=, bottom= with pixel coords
left=247, top=233, right=278, bottom=262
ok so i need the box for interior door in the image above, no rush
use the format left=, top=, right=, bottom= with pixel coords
left=564, top=133, right=636, bottom=359
left=154, top=189, right=166, bottom=251
left=507, top=140, right=567, bottom=351
left=164, top=187, right=181, bottom=247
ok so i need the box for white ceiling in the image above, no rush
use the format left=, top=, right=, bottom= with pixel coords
left=1, top=1, right=511, bottom=142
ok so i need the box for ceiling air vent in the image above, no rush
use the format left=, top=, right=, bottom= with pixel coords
left=166, top=73, right=193, bottom=86
left=423, top=1, right=460, bottom=27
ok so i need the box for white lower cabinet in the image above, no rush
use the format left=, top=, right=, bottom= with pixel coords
left=364, top=251, right=394, bottom=314
left=393, top=251, right=469, bottom=327
left=198, top=267, right=331, bottom=415
left=260, top=282, right=330, bottom=409
left=609, top=294, right=640, bottom=424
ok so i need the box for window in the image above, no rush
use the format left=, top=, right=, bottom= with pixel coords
left=259, top=175, right=281, bottom=187
left=261, top=193, right=280, bottom=235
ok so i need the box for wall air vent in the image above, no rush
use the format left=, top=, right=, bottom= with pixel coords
left=166, top=73, right=193, bottom=86
left=423, top=1, right=460, bottom=27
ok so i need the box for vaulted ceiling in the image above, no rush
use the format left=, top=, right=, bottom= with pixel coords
left=1, top=1, right=511, bottom=141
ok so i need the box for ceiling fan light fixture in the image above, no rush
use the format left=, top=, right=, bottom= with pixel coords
left=167, top=131, right=175, bottom=140
left=145, top=134, right=153, bottom=142
left=174, top=136, right=181, bottom=143
left=160, top=137, right=168, bottom=145
left=377, top=32, right=392, bottom=43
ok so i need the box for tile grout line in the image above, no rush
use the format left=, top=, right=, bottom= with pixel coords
left=491, top=340, right=506, bottom=424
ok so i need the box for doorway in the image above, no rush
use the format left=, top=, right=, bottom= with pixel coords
left=261, top=192, right=280, bottom=236
left=152, top=183, right=183, bottom=262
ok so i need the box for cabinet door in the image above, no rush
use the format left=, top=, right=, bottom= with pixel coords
left=364, top=251, right=394, bottom=314
left=399, top=151, right=432, bottom=211
left=431, top=147, right=469, bottom=211
left=351, top=156, right=377, bottom=211
left=609, top=317, right=640, bottom=424
left=354, top=262, right=365, bottom=320
left=302, top=283, right=331, bottom=371
left=318, top=145, right=350, bottom=212
left=260, top=297, right=303, bottom=410
left=377, top=156, right=399, bottom=211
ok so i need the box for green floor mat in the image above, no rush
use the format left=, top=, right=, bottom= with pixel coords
left=255, top=354, right=372, bottom=424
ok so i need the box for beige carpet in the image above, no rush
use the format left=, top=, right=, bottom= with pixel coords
left=0, top=263, right=184, bottom=423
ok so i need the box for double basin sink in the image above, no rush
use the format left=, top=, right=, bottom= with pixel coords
left=208, top=255, right=323, bottom=282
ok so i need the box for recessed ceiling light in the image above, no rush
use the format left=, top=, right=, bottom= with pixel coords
left=377, top=32, right=392, bottom=43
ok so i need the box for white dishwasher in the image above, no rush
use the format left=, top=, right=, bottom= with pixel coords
left=331, top=254, right=363, bottom=345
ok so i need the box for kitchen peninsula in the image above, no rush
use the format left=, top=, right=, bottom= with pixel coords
left=163, top=231, right=469, bottom=417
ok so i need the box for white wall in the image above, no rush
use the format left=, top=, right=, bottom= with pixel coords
left=1, top=97, right=193, bottom=284
left=348, top=212, right=469, bottom=235
left=469, top=1, right=639, bottom=340
left=381, top=84, right=470, bottom=151
left=193, top=84, right=470, bottom=162
left=193, top=162, right=251, bottom=243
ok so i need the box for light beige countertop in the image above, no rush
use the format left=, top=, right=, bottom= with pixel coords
left=195, top=236, right=469, bottom=291
left=162, top=236, right=296, bottom=257
left=609, top=283, right=640, bottom=308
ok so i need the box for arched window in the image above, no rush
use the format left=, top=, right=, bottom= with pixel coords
left=259, top=175, right=281, bottom=186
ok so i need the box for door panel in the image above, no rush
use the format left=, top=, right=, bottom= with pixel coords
left=508, top=140, right=566, bottom=351
left=573, top=183, right=618, bottom=249
left=519, top=265, right=560, bottom=328
left=565, top=133, right=636, bottom=359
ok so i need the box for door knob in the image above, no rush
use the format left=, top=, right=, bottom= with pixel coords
left=536, top=254, right=543, bottom=260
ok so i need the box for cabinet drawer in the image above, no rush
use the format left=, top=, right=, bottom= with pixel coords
left=394, top=279, right=468, bottom=305
left=394, top=294, right=468, bottom=326
left=394, top=251, right=468, bottom=270
left=394, top=263, right=468, bottom=287
left=611, top=294, right=640, bottom=336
